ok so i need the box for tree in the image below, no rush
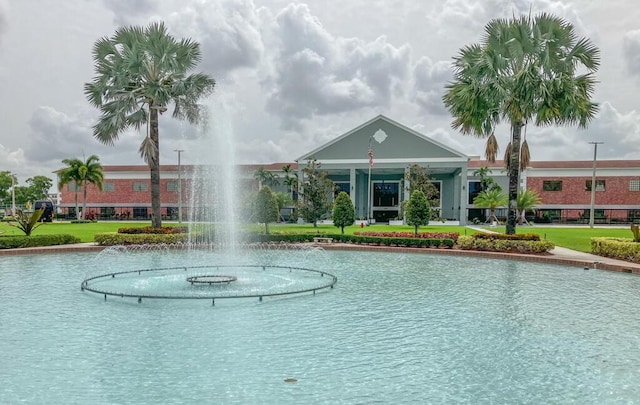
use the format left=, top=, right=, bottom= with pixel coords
left=473, top=188, right=508, bottom=224
left=84, top=21, right=215, bottom=228
left=405, top=190, right=430, bottom=236
left=332, top=191, right=355, bottom=234
left=253, top=167, right=280, bottom=189
left=0, top=171, right=14, bottom=207
left=297, top=159, right=335, bottom=227
left=517, top=188, right=542, bottom=225
left=404, top=164, right=440, bottom=219
left=25, top=176, right=53, bottom=202
left=255, top=186, right=279, bottom=234
left=58, top=156, right=104, bottom=220
left=473, top=167, right=501, bottom=193
left=282, top=164, right=298, bottom=199
left=273, top=192, right=292, bottom=222
left=443, top=13, right=599, bottom=234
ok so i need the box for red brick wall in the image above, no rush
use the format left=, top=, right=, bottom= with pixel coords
left=528, top=176, right=640, bottom=205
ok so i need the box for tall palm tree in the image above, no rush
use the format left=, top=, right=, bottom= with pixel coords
left=84, top=22, right=215, bottom=228
left=473, top=188, right=508, bottom=224
left=517, top=188, right=542, bottom=225
left=443, top=13, right=599, bottom=234
left=58, top=155, right=104, bottom=220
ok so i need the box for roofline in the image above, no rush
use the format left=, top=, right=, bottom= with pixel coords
left=296, top=114, right=469, bottom=161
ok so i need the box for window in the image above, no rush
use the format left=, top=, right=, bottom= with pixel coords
left=67, top=181, right=80, bottom=192
left=628, top=210, right=640, bottom=221
left=103, top=182, right=114, bottom=192
left=334, top=182, right=350, bottom=198
left=133, top=182, right=148, bottom=192
left=585, top=180, right=605, bottom=192
left=630, top=180, right=640, bottom=191
left=468, top=181, right=482, bottom=204
left=167, top=181, right=179, bottom=192
left=373, top=182, right=400, bottom=207
left=542, top=180, right=562, bottom=191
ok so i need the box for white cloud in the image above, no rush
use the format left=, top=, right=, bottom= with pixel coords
left=264, top=3, right=412, bottom=128
left=623, top=30, right=640, bottom=77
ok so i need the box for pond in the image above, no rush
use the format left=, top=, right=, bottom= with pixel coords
left=1, top=247, right=639, bottom=404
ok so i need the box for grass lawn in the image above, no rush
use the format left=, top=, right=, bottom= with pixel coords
left=472, top=225, right=634, bottom=253
left=1, top=220, right=633, bottom=252
left=0, top=221, right=152, bottom=243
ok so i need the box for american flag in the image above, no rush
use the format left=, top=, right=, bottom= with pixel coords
left=368, top=148, right=374, bottom=167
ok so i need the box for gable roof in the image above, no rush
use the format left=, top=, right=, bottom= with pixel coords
left=297, top=115, right=468, bottom=162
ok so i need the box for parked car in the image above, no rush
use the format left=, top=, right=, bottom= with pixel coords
left=34, top=200, right=54, bottom=222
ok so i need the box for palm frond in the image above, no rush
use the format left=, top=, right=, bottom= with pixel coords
left=484, top=132, right=499, bottom=163
left=519, top=139, right=531, bottom=171
left=503, top=142, right=511, bottom=170
left=139, top=137, right=158, bottom=166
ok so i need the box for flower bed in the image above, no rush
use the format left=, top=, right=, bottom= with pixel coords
left=354, top=231, right=459, bottom=243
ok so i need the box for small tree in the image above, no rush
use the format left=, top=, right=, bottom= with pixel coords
left=332, top=191, right=355, bottom=234
left=473, top=188, right=508, bottom=224
left=255, top=186, right=279, bottom=234
left=9, top=208, right=44, bottom=236
left=517, top=188, right=541, bottom=225
left=297, top=159, right=335, bottom=227
left=405, top=190, right=430, bottom=236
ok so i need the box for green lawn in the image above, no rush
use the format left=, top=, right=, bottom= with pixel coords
left=472, top=225, right=634, bottom=253
left=1, top=220, right=633, bottom=252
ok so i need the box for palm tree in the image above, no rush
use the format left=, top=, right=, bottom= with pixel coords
left=84, top=22, right=215, bottom=228
left=473, top=188, right=508, bottom=225
left=58, top=155, right=104, bottom=220
left=517, top=188, right=542, bottom=225
left=282, top=164, right=298, bottom=200
left=253, top=167, right=280, bottom=189
left=443, top=13, right=599, bottom=234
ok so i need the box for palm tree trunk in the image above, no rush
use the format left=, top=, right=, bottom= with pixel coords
left=506, top=122, right=523, bottom=235
left=150, top=107, right=162, bottom=228
left=82, top=180, right=88, bottom=220
left=74, top=190, right=79, bottom=220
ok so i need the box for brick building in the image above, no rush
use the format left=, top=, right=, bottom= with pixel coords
left=57, top=116, right=640, bottom=224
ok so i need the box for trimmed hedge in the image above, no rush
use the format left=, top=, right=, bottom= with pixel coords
left=251, top=233, right=454, bottom=248
left=0, top=234, right=80, bottom=249
left=354, top=231, right=459, bottom=243
left=591, top=237, right=640, bottom=262
left=458, top=235, right=554, bottom=253
left=472, top=233, right=540, bottom=241
left=94, top=232, right=189, bottom=245
left=118, top=226, right=188, bottom=234
left=70, top=220, right=97, bottom=224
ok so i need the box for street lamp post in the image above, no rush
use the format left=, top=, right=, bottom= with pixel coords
left=11, top=174, right=16, bottom=215
left=174, top=149, right=184, bottom=223
left=588, top=141, right=603, bottom=229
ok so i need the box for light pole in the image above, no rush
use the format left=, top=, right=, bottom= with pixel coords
left=174, top=149, right=184, bottom=223
left=588, top=141, right=603, bottom=229
left=11, top=174, right=16, bottom=215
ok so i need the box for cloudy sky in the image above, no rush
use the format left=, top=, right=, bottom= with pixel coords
left=1, top=0, right=639, bottom=186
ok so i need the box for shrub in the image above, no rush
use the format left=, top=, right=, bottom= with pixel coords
left=94, top=232, right=189, bottom=245
left=591, top=237, right=640, bottom=262
left=354, top=231, right=459, bottom=243
left=0, top=234, right=80, bottom=249
left=472, top=233, right=540, bottom=241
left=117, top=226, right=188, bottom=234
left=458, top=235, right=553, bottom=253
left=71, top=220, right=97, bottom=224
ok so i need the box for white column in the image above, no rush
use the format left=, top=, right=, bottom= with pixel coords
left=349, top=167, right=356, bottom=205
left=459, top=165, right=468, bottom=225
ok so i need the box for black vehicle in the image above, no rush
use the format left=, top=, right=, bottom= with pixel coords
left=34, top=200, right=54, bottom=222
